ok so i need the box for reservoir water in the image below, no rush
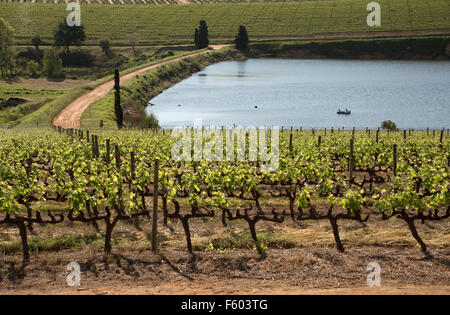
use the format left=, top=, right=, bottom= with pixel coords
left=147, top=59, right=450, bottom=129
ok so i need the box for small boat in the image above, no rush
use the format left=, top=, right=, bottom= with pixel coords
left=337, top=109, right=351, bottom=115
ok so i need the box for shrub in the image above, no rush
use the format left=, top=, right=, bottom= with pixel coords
left=59, top=50, right=93, bottom=67
left=27, top=60, right=39, bottom=77
left=42, top=50, right=63, bottom=78
left=381, top=120, right=397, bottom=131
left=152, top=50, right=174, bottom=60
left=16, top=47, right=43, bottom=64
left=31, top=35, right=42, bottom=50
left=98, top=38, right=111, bottom=57
left=140, top=112, right=159, bottom=129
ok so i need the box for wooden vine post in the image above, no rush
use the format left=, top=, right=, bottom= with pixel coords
left=130, top=151, right=140, bottom=229
left=349, top=138, right=354, bottom=183
left=289, top=133, right=293, bottom=157
left=393, top=144, right=397, bottom=177
left=152, top=159, right=159, bottom=253
left=130, top=152, right=136, bottom=181
left=106, top=139, right=111, bottom=164
left=91, top=135, right=96, bottom=158
left=95, top=135, right=100, bottom=158
left=115, top=144, right=121, bottom=170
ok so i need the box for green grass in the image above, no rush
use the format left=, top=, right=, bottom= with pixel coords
left=0, top=234, right=104, bottom=255
left=14, top=86, right=90, bottom=128
left=1, top=1, right=449, bottom=44
left=0, top=88, right=66, bottom=127
left=82, top=94, right=117, bottom=129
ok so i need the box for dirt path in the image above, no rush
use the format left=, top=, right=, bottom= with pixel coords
left=53, top=46, right=227, bottom=129
left=4, top=282, right=449, bottom=295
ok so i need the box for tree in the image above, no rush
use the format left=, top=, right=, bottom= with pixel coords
left=0, top=18, right=14, bottom=77
left=195, top=20, right=209, bottom=49
left=98, top=38, right=111, bottom=57
left=42, top=49, right=63, bottom=78
left=234, top=26, right=249, bottom=51
left=31, top=35, right=42, bottom=50
left=128, top=33, right=139, bottom=57
left=53, top=19, right=86, bottom=52
left=381, top=120, right=397, bottom=131
left=194, top=28, right=199, bottom=48
left=114, top=69, right=123, bottom=129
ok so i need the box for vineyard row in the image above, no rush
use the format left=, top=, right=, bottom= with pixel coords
left=0, top=126, right=448, bottom=262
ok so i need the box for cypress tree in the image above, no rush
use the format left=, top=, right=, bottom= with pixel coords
left=194, top=28, right=199, bottom=48
left=196, top=20, right=209, bottom=49
left=235, top=25, right=249, bottom=51
left=114, top=69, right=123, bottom=129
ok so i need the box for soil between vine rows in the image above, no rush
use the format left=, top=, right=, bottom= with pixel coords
left=1, top=246, right=449, bottom=295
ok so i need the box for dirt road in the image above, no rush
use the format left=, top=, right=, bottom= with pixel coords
left=4, top=282, right=449, bottom=295
left=53, top=46, right=227, bottom=129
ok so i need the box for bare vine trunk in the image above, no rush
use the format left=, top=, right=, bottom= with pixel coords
left=17, top=221, right=30, bottom=262
left=404, top=217, right=427, bottom=252
left=247, top=220, right=258, bottom=243
left=181, top=218, right=192, bottom=253
left=104, top=217, right=119, bottom=254
left=329, top=218, right=345, bottom=253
